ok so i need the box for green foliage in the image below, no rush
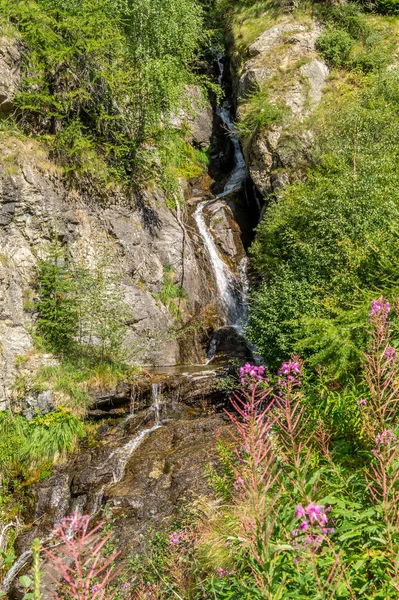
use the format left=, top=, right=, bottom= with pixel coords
left=154, top=265, right=188, bottom=319
left=316, top=28, right=354, bottom=68
left=0, top=409, right=84, bottom=478
left=247, top=270, right=316, bottom=369
left=236, top=88, right=284, bottom=144
left=24, top=409, right=85, bottom=466
left=36, top=244, right=78, bottom=354
left=0, top=412, right=29, bottom=478
left=36, top=240, right=131, bottom=362
left=295, top=305, right=370, bottom=378
left=20, top=539, right=42, bottom=600
left=156, top=129, right=210, bottom=207
left=249, top=71, right=399, bottom=374
left=315, top=3, right=393, bottom=73
left=0, top=0, right=205, bottom=194
left=371, top=0, right=399, bottom=15
left=30, top=358, right=136, bottom=413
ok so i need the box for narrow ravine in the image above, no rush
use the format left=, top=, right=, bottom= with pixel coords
left=194, top=55, right=254, bottom=360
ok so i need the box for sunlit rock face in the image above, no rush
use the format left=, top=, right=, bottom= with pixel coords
left=231, top=19, right=329, bottom=199
left=0, top=41, right=225, bottom=405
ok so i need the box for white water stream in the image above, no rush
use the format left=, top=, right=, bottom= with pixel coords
left=106, top=384, right=163, bottom=486
left=194, top=55, right=248, bottom=331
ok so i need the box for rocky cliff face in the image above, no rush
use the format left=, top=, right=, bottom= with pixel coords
left=231, top=16, right=329, bottom=199
left=0, top=40, right=250, bottom=409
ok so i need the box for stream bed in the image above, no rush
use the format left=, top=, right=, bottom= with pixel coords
left=6, top=370, right=230, bottom=599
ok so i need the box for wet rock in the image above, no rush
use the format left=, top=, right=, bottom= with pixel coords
left=104, top=413, right=230, bottom=556
left=88, top=368, right=224, bottom=417
left=208, top=326, right=254, bottom=364
left=15, top=473, right=71, bottom=555
left=205, top=200, right=245, bottom=263
left=9, top=383, right=232, bottom=598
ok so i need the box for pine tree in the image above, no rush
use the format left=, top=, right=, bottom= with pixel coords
left=36, top=244, right=78, bottom=354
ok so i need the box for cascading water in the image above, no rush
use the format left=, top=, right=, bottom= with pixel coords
left=0, top=385, right=166, bottom=596
left=151, top=383, right=162, bottom=427
left=194, top=55, right=249, bottom=344
left=109, top=384, right=162, bottom=484
left=194, top=201, right=244, bottom=325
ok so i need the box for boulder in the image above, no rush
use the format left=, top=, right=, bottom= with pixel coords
left=235, top=19, right=329, bottom=197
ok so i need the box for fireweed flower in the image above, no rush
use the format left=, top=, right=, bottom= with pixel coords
left=169, top=531, right=182, bottom=546
left=278, top=361, right=302, bottom=377
left=52, top=513, right=89, bottom=539
left=384, top=346, right=397, bottom=360
left=278, top=359, right=303, bottom=388
left=296, top=505, right=306, bottom=519
left=217, top=568, right=230, bottom=578
left=291, top=502, right=334, bottom=562
left=233, top=476, right=245, bottom=491
left=357, top=398, right=368, bottom=408
left=369, top=297, right=390, bottom=320
left=240, top=363, right=268, bottom=387
left=374, top=429, right=398, bottom=451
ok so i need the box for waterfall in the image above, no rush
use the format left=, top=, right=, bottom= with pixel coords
left=215, top=104, right=247, bottom=199
left=108, top=384, right=163, bottom=484
left=194, top=55, right=248, bottom=331
left=194, top=201, right=243, bottom=325
left=151, top=383, right=162, bottom=427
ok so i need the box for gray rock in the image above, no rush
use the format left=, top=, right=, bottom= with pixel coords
left=22, top=391, right=55, bottom=420
left=170, top=85, right=213, bottom=148
left=0, top=38, right=20, bottom=114
left=301, top=59, right=330, bottom=107
left=247, top=23, right=304, bottom=58
left=206, top=200, right=245, bottom=263
left=236, top=19, right=328, bottom=198
left=238, top=67, right=271, bottom=99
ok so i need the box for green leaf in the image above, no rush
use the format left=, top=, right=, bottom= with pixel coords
left=19, top=575, right=32, bottom=588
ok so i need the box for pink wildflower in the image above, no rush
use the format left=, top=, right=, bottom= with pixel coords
left=369, top=297, right=390, bottom=319
left=217, top=568, right=229, bottom=578
left=375, top=429, right=398, bottom=449
left=169, top=531, right=182, bottom=546
left=384, top=346, right=397, bottom=360
left=296, top=505, right=306, bottom=519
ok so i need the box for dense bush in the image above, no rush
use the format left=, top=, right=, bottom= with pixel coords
left=316, top=28, right=354, bottom=68
left=315, top=2, right=392, bottom=73
left=0, top=408, right=85, bottom=479
left=371, top=0, right=399, bottom=14
left=248, top=71, right=399, bottom=374
left=236, top=88, right=285, bottom=145
left=36, top=246, right=78, bottom=354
